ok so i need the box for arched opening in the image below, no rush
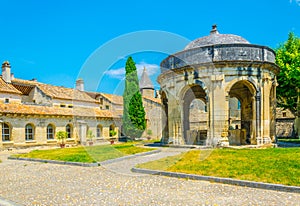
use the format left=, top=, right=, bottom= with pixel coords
left=109, top=124, right=116, bottom=137
left=183, top=84, right=208, bottom=145
left=25, top=123, right=35, bottom=141
left=2, top=123, right=11, bottom=141
left=66, top=124, right=73, bottom=139
left=229, top=97, right=241, bottom=130
left=47, top=124, right=55, bottom=140
left=161, top=91, right=169, bottom=143
left=97, top=124, right=103, bottom=138
left=228, top=80, right=255, bottom=145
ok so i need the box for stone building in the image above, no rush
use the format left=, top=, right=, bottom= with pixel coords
left=139, top=67, right=162, bottom=138
left=0, top=61, right=161, bottom=149
left=158, top=25, right=280, bottom=146
left=276, top=108, right=296, bottom=138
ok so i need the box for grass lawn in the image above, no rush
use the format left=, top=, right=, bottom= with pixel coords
left=14, top=142, right=154, bottom=163
left=137, top=148, right=300, bottom=186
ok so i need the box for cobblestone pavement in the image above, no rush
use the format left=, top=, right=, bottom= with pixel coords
left=1, top=148, right=300, bottom=206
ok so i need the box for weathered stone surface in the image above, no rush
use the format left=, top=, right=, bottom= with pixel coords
left=158, top=26, right=279, bottom=146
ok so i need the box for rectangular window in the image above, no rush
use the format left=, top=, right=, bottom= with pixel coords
left=2, top=124, right=10, bottom=141
left=4, top=98, right=9, bottom=104
left=26, top=128, right=33, bottom=140
left=106, top=105, right=109, bottom=110
left=47, top=126, right=54, bottom=139
left=60, top=104, right=66, bottom=108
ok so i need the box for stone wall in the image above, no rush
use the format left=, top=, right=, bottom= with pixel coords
left=0, top=115, right=119, bottom=148
left=276, top=108, right=296, bottom=138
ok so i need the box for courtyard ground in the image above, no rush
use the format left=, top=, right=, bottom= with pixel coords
left=1, top=147, right=300, bottom=205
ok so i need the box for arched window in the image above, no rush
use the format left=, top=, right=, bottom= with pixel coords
left=66, top=124, right=72, bottom=139
left=47, top=124, right=55, bottom=139
left=97, top=124, right=103, bottom=138
left=25, top=124, right=34, bottom=140
left=2, top=123, right=10, bottom=141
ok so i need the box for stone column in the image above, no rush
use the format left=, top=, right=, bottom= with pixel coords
left=0, top=122, right=2, bottom=148
left=255, top=93, right=262, bottom=144
left=172, top=122, right=176, bottom=144
left=78, top=121, right=87, bottom=145
left=178, top=122, right=183, bottom=144
left=262, top=78, right=272, bottom=144
left=210, top=74, right=227, bottom=146
left=219, top=94, right=230, bottom=146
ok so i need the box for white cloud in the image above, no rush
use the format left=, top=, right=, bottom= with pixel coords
left=104, top=67, right=125, bottom=80
left=104, top=62, right=160, bottom=80
left=290, top=0, right=300, bottom=5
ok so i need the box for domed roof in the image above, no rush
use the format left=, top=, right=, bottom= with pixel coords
left=184, top=25, right=250, bottom=50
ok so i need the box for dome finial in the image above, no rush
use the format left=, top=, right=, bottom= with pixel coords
left=210, top=24, right=219, bottom=35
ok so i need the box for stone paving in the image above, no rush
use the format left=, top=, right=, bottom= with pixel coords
left=1, top=147, right=300, bottom=205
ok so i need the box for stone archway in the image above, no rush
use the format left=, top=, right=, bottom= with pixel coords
left=182, top=84, right=208, bottom=145
left=228, top=80, right=256, bottom=145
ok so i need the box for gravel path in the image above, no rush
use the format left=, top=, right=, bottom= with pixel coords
left=1, top=148, right=300, bottom=205
left=102, top=147, right=188, bottom=176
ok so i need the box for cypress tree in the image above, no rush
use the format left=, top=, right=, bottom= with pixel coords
left=122, top=57, right=146, bottom=139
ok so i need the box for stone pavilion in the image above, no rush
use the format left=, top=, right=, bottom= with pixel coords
left=158, top=25, right=280, bottom=146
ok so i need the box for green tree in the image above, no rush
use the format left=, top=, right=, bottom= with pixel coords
left=276, top=32, right=300, bottom=117
left=56, top=131, right=68, bottom=147
left=122, top=57, right=146, bottom=138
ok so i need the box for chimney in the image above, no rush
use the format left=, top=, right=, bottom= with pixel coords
left=210, top=24, right=219, bottom=35
left=76, top=79, right=84, bottom=91
left=2, top=61, right=11, bottom=83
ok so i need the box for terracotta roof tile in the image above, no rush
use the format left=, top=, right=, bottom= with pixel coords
left=12, top=78, right=97, bottom=103
left=100, top=93, right=123, bottom=105
left=0, top=103, right=119, bottom=118
left=143, top=96, right=161, bottom=104
left=12, top=84, right=35, bottom=95
left=0, top=78, right=22, bottom=94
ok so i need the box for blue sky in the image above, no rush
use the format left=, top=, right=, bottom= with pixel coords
left=0, top=0, right=299, bottom=95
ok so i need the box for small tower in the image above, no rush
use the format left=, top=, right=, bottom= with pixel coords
left=2, top=61, right=11, bottom=83
left=76, top=78, right=84, bottom=91
left=139, top=67, right=154, bottom=98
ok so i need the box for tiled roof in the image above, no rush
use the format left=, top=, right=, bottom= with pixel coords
left=12, top=84, right=35, bottom=95
left=0, top=103, right=119, bottom=118
left=12, top=79, right=97, bottom=103
left=0, top=78, right=22, bottom=94
left=85, top=92, right=100, bottom=99
left=100, top=93, right=123, bottom=105
left=143, top=96, right=161, bottom=104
